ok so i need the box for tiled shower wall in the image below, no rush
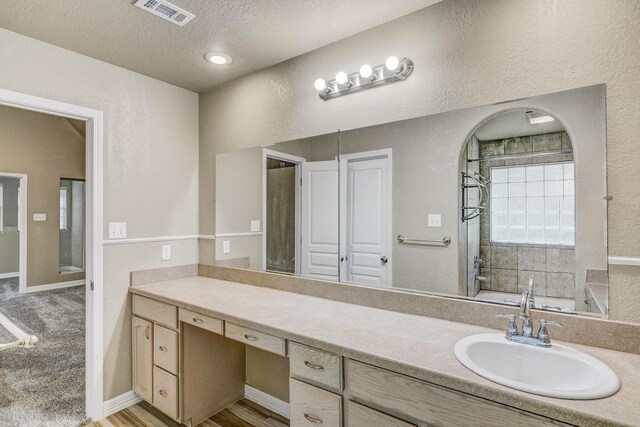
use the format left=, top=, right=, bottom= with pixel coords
left=477, top=131, right=576, bottom=299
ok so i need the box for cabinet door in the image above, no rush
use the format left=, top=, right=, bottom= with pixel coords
left=132, top=316, right=153, bottom=402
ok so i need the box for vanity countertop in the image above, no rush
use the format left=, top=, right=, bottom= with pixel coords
left=130, top=276, right=640, bottom=427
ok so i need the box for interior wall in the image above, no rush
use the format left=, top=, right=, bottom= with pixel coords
left=0, top=177, right=20, bottom=275
left=0, top=28, right=199, bottom=400
left=0, top=105, right=86, bottom=286
left=199, top=0, right=640, bottom=323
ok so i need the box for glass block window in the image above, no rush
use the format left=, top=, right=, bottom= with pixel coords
left=490, top=162, right=575, bottom=245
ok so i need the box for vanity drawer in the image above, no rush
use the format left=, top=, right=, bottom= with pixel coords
left=348, top=360, right=564, bottom=427
left=154, top=325, right=178, bottom=375
left=179, top=308, right=223, bottom=335
left=348, top=401, right=416, bottom=427
left=132, top=295, right=177, bottom=329
left=290, top=378, right=341, bottom=427
left=290, top=342, right=342, bottom=392
left=225, top=323, right=286, bottom=356
left=153, top=366, right=178, bottom=420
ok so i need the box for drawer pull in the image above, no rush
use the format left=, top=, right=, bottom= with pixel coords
left=159, top=346, right=168, bottom=352
left=244, top=334, right=259, bottom=341
left=192, top=317, right=204, bottom=323
left=304, top=360, right=325, bottom=371
left=145, top=325, right=150, bottom=339
left=159, top=390, right=168, bottom=397
left=303, top=413, right=323, bottom=424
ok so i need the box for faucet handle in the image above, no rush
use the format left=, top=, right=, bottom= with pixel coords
left=538, top=319, right=562, bottom=345
left=496, top=313, right=518, bottom=338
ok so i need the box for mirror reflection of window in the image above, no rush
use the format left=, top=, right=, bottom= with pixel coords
left=59, top=178, right=85, bottom=274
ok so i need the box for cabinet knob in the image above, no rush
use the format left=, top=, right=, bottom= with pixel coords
left=304, top=413, right=323, bottom=424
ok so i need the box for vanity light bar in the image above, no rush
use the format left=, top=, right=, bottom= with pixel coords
left=315, top=57, right=414, bottom=101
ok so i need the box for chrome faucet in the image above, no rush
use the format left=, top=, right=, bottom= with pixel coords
left=495, top=275, right=562, bottom=347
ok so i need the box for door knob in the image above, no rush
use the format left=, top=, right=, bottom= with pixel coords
left=380, top=256, right=388, bottom=264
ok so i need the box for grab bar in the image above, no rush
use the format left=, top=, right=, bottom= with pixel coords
left=397, top=235, right=451, bottom=246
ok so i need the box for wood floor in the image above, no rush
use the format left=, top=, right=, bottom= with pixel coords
left=89, top=399, right=289, bottom=427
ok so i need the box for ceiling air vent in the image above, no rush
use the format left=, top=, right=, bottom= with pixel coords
left=134, top=0, right=195, bottom=27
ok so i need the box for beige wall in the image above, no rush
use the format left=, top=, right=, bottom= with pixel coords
left=0, top=177, right=20, bottom=275
left=0, top=106, right=86, bottom=286
left=0, top=28, right=199, bottom=400
left=200, top=0, right=640, bottom=323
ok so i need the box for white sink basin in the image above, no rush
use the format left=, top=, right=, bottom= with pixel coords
left=454, top=333, right=620, bottom=399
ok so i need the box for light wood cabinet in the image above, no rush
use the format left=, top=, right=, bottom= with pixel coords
left=290, top=378, right=342, bottom=427
left=290, top=342, right=342, bottom=392
left=154, top=366, right=179, bottom=420
left=132, top=294, right=178, bottom=329
left=348, top=360, right=568, bottom=427
left=225, top=322, right=286, bottom=356
left=132, top=316, right=153, bottom=403
left=179, top=308, right=223, bottom=335
left=154, top=324, right=178, bottom=375
left=347, top=401, right=416, bottom=427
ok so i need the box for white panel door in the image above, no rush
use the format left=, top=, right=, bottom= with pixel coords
left=343, top=157, right=390, bottom=286
left=301, top=161, right=339, bottom=281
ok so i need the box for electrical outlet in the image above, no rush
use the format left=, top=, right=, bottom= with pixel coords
left=428, top=214, right=442, bottom=228
left=251, top=220, right=261, bottom=232
left=161, top=245, right=171, bottom=261
left=33, top=213, right=46, bottom=221
left=108, top=222, right=127, bottom=239
left=223, top=240, right=230, bottom=254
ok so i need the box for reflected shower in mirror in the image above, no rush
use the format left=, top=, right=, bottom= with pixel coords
left=463, top=110, right=578, bottom=312
left=59, top=178, right=85, bottom=274
left=215, top=133, right=339, bottom=280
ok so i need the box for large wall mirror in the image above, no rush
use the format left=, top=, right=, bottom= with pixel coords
left=214, top=85, right=608, bottom=318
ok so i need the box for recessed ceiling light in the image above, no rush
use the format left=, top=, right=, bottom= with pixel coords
left=526, top=110, right=555, bottom=124
left=204, top=52, right=232, bottom=65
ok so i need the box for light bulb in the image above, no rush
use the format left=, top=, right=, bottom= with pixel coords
left=385, top=56, right=400, bottom=71
left=335, top=71, right=349, bottom=85
left=359, top=64, right=373, bottom=79
left=314, top=79, right=327, bottom=91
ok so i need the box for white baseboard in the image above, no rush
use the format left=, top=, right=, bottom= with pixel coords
left=25, top=279, right=85, bottom=293
left=0, top=272, right=19, bottom=279
left=103, top=390, right=142, bottom=418
left=244, top=384, right=289, bottom=419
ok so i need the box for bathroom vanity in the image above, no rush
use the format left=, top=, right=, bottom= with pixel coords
left=130, top=274, right=640, bottom=427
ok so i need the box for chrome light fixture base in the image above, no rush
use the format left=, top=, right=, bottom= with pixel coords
left=318, top=58, right=414, bottom=101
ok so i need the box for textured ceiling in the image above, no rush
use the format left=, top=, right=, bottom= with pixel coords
left=0, top=0, right=440, bottom=93
left=474, top=110, right=565, bottom=141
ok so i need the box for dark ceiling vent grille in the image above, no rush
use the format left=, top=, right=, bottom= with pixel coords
left=134, top=0, right=195, bottom=27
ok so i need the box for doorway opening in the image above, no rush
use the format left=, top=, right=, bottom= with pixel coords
left=0, top=88, right=104, bottom=423
left=262, top=149, right=305, bottom=275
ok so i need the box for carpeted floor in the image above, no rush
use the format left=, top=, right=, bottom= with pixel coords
left=0, top=277, right=86, bottom=427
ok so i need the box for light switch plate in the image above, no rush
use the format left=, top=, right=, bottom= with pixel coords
left=33, top=213, right=46, bottom=221
left=223, top=240, right=231, bottom=254
left=251, top=220, right=261, bottom=232
left=428, top=214, right=442, bottom=228
left=161, top=245, right=171, bottom=261
left=108, top=222, right=127, bottom=239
